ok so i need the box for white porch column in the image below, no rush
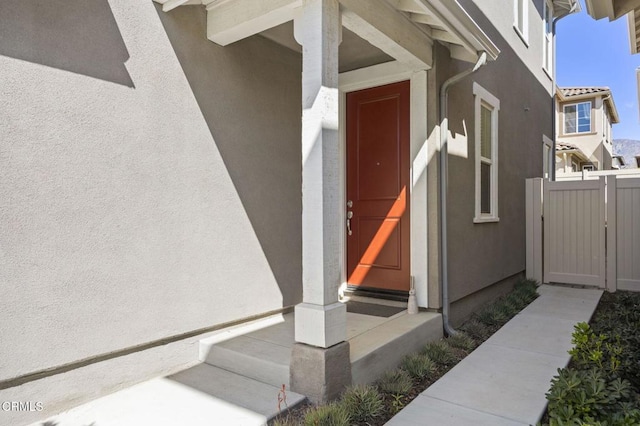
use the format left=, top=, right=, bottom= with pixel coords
left=294, top=0, right=346, bottom=349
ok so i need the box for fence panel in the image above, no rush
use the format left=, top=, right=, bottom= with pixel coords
left=616, top=178, right=640, bottom=291
left=543, top=177, right=606, bottom=287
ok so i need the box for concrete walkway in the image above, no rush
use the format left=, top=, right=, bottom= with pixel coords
left=386, top=285, right=603, bottom=426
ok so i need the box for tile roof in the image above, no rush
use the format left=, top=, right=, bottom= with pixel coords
left=560, top=87, right=610, bottom=97
left=556, top=141, right=579, bottom=152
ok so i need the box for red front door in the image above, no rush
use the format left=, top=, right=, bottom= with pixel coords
left=346, top=81, right=410, bottom=292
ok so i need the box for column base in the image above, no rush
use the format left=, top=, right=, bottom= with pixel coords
left=290, top=341, right=351, bottom=404
left=295, top=301, right=346, bottom=348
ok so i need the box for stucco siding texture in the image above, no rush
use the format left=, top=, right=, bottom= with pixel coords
left=0, top=0, right=301, bottom=382
left=438, top=2, right=553, bottom=304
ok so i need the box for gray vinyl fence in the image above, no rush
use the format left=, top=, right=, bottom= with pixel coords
left=526, top=175, right=640, bottom=292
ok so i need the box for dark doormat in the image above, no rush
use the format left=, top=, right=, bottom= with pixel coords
left=345, top=301, right=406, bottom=318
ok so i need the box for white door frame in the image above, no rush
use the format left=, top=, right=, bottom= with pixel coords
left=338, top=61, right=429, bottom=306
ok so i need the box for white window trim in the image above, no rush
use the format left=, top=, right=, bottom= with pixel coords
left=563, top=101, right=592, bottom=135
left=513, top=0, right=529, bottom=46
left=543, top=135, right=553, bottom=179
left=473, top=82, right=500, bottom=223
left=542, top=0, right=553, bottom=75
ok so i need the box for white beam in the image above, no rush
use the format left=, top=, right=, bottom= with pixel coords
left=393, top=0, right=427, bottom=14
left=340, top=0, right=433, bottom=70
left=163, top=0, right=190, bottom=12
left=206, top=0, right=302, bottom=46
left=431, top=29, right=463, bottom=44
left=409, top=12, right=445, bottom=27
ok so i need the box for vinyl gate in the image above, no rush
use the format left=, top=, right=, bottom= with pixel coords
left=526, top=175, right=640, bottom=292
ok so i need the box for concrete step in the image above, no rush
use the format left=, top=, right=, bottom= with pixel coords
left=350, top=311, right=442, bottom=385
left=34, top=364, right=306, bottom=426
left=199, top=315, right=294, bottom=389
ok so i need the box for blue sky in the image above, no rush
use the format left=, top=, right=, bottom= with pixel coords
left=556, top=0, right=640, bottom=140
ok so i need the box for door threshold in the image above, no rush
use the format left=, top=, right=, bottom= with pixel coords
left=342, top=287, right=408, bottom=307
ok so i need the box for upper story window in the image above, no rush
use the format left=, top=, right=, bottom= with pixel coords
left=473, top=82, right=500, bottom=223
left=564, top=102, right=591, bottom=134
left=514, top=0, right=529, bottom=44
left=543, top=0, right=553, bottom=74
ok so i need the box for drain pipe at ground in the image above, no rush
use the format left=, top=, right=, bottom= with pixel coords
left=440, top=52, right=488, bottom=337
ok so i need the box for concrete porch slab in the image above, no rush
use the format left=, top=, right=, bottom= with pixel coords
left=200, top=309, right=443, bottom=388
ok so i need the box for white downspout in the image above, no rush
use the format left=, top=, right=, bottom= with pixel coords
left=439, top=52, right=487, bottom=337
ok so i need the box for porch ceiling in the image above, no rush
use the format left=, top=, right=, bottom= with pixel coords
left=153, top=0, right=499, bottom=67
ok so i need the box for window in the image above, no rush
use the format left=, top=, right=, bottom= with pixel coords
left=543, top=0, right=553, bottom=74
left=564, top=102, right=591, bottom=134
left=514, top=0, right=528, bottom=44
left=473, top=83, right=500, bottom=223
left=571, top=159, right=579, bottom=172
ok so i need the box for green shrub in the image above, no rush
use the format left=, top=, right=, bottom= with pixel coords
left=546, top=367, right=640, bottom=425
left=378, top=369, right=413, bottom=395
left=590, top=292, right=640, bottom=389
left=460, top=319, right=490, bottom=342
left=401, top=353, right=435, bottom=379
left=303, top=402, right=351, bottom=426
left=476, top=304, right=507, bottom=327
left=341, top=385, right=383, bottom=423
left=446, top=332, right=476, bottom=351
left=496, top=298, right=519, bottom=319
left=272, top=417, right=298, bottom=426
left=569, top=322, right=622, bottom=374
left=422, top=341, right=457, bottom=367
left=513, top=279, right=538, bottom=303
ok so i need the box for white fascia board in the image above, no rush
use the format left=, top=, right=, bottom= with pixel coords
left=418, top=0, right=500, bottom=61
left=584, top=0, right=615, bottom=20
left=628, top=11, right=639, bottom=53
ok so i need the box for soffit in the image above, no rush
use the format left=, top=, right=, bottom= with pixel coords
left=260, top=22, right=395, bottom=73
left=153, top=0, right=499, bottom=65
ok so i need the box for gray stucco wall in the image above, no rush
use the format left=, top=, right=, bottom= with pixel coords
left=0, top=0, right=301, bottom=387
left=435, top=1, right=553, bottom=318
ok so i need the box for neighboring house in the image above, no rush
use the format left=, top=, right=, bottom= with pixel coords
left=555, top=87, right=620, bottom=173
left=613, top=154, right=627, bottom=169
left=556, top=141, right=591, bottom=173
left=0, top=0, right=578, bottom=422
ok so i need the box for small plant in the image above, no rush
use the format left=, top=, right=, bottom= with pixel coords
left=378, top=369, right=413, bottom=395
left=401, top=353, right=435, bottom=379
left=273, top=416, right=299, bottom=426
left=546, top=367, right=640, bottom=425
left=389, top=393, right=406, bottom=414
left=476, top=304, right=507, bottom=327
left=422, top=340, right=457, bottom=367
left=341, top=385, right=384, bottom=423
left=277, top=384, right=288, bottom=413
left=460, top=319, right=490, bottom=342
left=569, top=322, right=622, bottom=374
left=303, top=402, right=351, bottom=426
left=496, top=298, right=518, bottom=319
left=446, top=332, right=476, bottom=351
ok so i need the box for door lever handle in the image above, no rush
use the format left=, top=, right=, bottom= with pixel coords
left=346, top=211, right=353, bottom=236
